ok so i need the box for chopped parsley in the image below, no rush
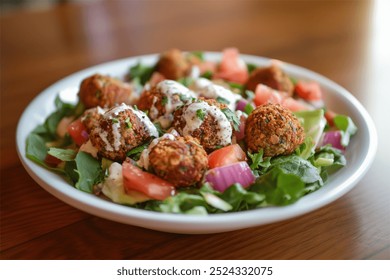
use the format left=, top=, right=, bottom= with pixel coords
left=196, top=109, right=206, bottom=121
left=244, top=102, right=254, bottom=115
left=111, top=118, right=119, bottom=124
left=125, top=117, right=132, bottom=129
left=161, top=96, right=168, bottom=106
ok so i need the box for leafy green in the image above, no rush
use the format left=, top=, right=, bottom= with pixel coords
left=25, top=133, right=66, bottom=174
left=248, top=150, right=271, bottom=171
left=26, top=133, right=48, bottom=166
left=48, top=147, right=77, bottom=161
left=333, top=115, right=357, bottom=147
left=126, top=142, right=150, bottom=160
left=250, top=168, right=306, bottom=206
left=129, top=62, right=155, bottom=85
left=218, top=183, right=265, bottom=211
left=200, top=70, right=213, bottom=79
left=221, top=108, right=240, bottom=131
left=74, top=152, right=103, bottom=193
left=246, top=63, right=257, bottom=74
left=44, top=96, right=75, bottom=139
left=270, top=155, right=323, bottom=185
left=294, top=109, right=326, bottom=159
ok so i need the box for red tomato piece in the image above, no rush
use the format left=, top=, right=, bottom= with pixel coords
left=44, top=154, right=62, bottom=167
left=213, top=48, right=249, bottom=84
left=253, top=84, right=284, bottom=106
left=208, top=144, right=247, bottom=169
left=281, top=97, right=310, bottom=112
left=295, top=81, right=323, bottom=101
left=325, top=110, right=337, bottom=127
left=67, top=119, right=88, bottom=146
left=122, top=161, right=175, bottom=201
left=254, top=84, right=309, bottom=112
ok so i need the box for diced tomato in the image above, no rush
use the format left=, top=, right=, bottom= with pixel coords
left=122, top=160, right=175, bottom=201
left=281, top=97, right=310, bottom=112
left=213, top=48, right=249, bottom=84
left=253, top=84, right=284, bottom=106
left=253, top=84, right=310, bottom=112
left=208, top=144, right=247, bottom=169
left=198, top=60, right=217, bottom=74
left=67, top=118, right=88, bottom=146
left=325, top=110, right=337, bottom=126
left=44, top=154, right=62, bottom=167
left=295, top=81, right=323, bottom=101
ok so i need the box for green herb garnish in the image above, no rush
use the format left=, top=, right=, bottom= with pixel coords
left=221, top=108, right=240, bottom=131
left=196, top=109, right=206, bottom=121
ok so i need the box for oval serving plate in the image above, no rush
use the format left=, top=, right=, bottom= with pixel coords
left=16, top=52, right=377, bottom=234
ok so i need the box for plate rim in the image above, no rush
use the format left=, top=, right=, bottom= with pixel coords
left=16, top=52, right=378, bottom=234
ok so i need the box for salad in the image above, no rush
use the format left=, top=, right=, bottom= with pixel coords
left=25, top=48, right=357, bottom=215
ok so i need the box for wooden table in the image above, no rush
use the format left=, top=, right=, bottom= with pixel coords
left=1, top=0, right=389, bottom=260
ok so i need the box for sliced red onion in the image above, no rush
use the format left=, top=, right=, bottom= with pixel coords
left=205, top=161, right=255, bottom=193
left=81, top=130, right=89, bottom=140
left=321, top=131, right=345, bottom=151
left=236, top=99, right=249, bottom=112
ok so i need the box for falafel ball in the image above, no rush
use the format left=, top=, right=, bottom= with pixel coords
left=246, top=64, right=294, bottom=96
left=89, top=103, right=158, bottom=161
left=78, top=74, right=136, bottom=109
left=155, top=49, right=191, bottom=80
left=172, top=98, right=234, bottom=152
left=149, top=136, right=208, bottom=187
left=80, top=106, right=106, bottom=133
left=137, top=80, right=196, bottom=128
left=156, top=49, right=202, bottom=80
left=245, top=104, right=305, bottom=157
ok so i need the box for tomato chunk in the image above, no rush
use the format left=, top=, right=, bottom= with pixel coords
left=67, top=118, right=88, bottom=146
left=213, top=48, right=249, bottom=84
left=44, top=154, right=62, bottom=167
left=122, top=161, right=175, bottom=201
left=253, top=84, right=284, bottom=106
left=325, top=110, right=337, bottom=127
left=254, top=84, right=310, bottom=112
left=295, top=81, right=323, bottom=101
left=208, top=144, right=247, bottom=169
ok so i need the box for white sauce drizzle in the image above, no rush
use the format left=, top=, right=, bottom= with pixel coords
left=191, top=78, right=241, bottom=111
left=98, top=103, right=158, bottom=152
left=153, top=80, right=197, bottom=129
left=181, top=101, right=232, bottom=146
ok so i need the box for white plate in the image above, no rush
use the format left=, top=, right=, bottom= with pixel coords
left=16, top=53, right=377, bottom=234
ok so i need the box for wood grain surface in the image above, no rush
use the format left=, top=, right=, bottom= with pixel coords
left=1, top=0, right=389, bottom=260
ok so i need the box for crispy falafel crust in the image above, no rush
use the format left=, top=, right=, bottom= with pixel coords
left=245, top=104, right=305, bottom=157
left=246, top=65, right=294, bottom=96
left=149, top=136, right=208, bottom=187
left=89, top=108, right=154, bottom=161
left=155, top=49, right=191, bottom=80
left=78, top=74, right=134, bottom=109
left=172, top=98, right=232, bottom=153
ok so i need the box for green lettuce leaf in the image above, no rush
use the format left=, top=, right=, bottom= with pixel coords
left=74, top=152, right=103, bottom=193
